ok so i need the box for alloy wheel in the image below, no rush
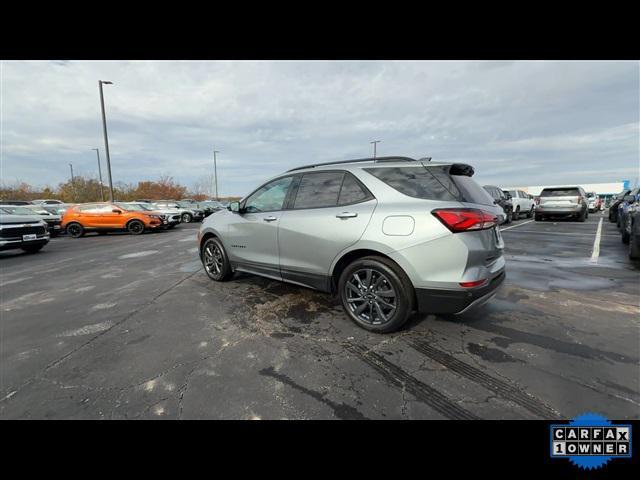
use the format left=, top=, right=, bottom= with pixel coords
left=345, top=268, right=397, bottom=325
left=68, top=224, right=81, bottom=237
left=203, top=241, right=223, bottom=277
left=129, top=221, right=144, bottom=234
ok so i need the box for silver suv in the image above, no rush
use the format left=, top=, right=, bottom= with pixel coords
left=198, top=157, right=506, bottom=332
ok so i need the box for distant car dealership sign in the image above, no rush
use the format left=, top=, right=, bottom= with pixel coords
left=550, top=413, right=632, bottom=470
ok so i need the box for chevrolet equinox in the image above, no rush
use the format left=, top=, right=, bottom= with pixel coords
left=198, top=157, right=506, bottom=333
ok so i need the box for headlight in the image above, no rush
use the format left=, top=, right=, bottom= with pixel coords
left=147, top=214, right=161, bottom=219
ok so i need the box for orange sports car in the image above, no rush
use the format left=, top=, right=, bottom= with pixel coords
left=62, top=202, right=166, bottom=237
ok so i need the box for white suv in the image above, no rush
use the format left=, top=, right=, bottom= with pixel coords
left=506, top=189, right=535, bottom=220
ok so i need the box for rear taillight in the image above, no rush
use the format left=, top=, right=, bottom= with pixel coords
left=432, top=208, right=497, bottom=232
left=577, top=197, right=582, bottom=204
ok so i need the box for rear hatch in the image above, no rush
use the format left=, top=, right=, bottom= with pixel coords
left=539, top=187, right=582, bottom=208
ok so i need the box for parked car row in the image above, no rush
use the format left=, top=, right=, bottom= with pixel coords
left=610, top=187, right=640, bottom=259
left=0, top=197, right=222, bottom=253
left=482, top=186, right=534, bottom=224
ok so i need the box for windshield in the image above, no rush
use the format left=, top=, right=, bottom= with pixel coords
left=540, top=188, right=580, bottom=197
left=116, top=203, right=147, bottom=212
left=0, top=206, right=38, bottom=215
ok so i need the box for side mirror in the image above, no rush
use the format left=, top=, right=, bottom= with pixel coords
left=228, top=201, right=241, bottom=213
left=624, top=195, right=636, bottom=203
left=112, top=209, right=122, bottom=214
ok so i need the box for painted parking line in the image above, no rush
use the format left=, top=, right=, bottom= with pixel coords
left=501, top=230, right=618, bottom=238
left=591, top=217, right=603, bottom=263
left=500, top=219, right=534, bottom=231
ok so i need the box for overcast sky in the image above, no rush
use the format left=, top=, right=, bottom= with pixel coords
left=1, top=60, right=638, bottom=196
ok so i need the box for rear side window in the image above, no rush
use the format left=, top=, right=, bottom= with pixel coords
left=364, top=166, right=458, bottom=201
left=293, top=172, right=344, bottom=209
left=365, top=165, right=494, bottom=205
left=541, top=188, right=580, bottom=197
left=338, top=173, right=373, bottom=205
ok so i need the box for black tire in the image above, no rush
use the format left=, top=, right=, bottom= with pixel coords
left=504, top=210, right=512, bottom=224
left=66, top=222, right=84, bottom=238
left=201, top=237, right=233, bottom=281
left=182, top=213, right=192, bottom=223
left=338, top=256, right=414, bottom=333
left=513, top=207, right=520, bottom=221
left=622, top=229, right=630, bottom=245
left=535, top=214, right=542, bottom=221
left=127, top=220, right=145, bottom=235
left=578, top=210, right=586, bottom=222
left=526, top=206, right=534, bottom=218
left=97, top=231, right=108, bottom=235
left=630, top=229, right=640, bottom=260
left=22, top=244, right=44, bottom=253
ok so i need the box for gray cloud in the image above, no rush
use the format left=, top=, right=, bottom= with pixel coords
left=1, top=60, right=638, bottom=195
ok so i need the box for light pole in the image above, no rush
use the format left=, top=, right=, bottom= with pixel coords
left=92, top=148, right=105, bottom=201
left=213, top=149, right=220, bottom=201
left=99, top=80, right=115, bottom=202
left=370, top=140, right=381, bottom=159
left=69, top=163, right=76, bottom=202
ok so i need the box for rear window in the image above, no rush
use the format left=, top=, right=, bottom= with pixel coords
left=540, top=188, right=580, bottom=197
left=364, top=165, right=493, bottom=205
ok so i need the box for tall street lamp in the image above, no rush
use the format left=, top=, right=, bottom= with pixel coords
left=370, top=140, right=381, bottom=159
left=92, top=148, right=105, bottom=201
left=213, top=149, right=220, bottom=201
left=99, top=80, right=115, bottom=202
left=69, top=163, right=76, bottom=202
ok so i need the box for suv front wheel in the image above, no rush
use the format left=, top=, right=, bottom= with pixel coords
left=201, top=237, right=233, bottom=281
left=338, top=256, right=414, bottom=333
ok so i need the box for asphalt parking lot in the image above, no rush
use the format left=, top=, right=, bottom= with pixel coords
left=1, top=212, right=638, bottom=419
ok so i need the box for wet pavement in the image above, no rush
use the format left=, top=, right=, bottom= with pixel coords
left=1, top=212, right=638, bottom=419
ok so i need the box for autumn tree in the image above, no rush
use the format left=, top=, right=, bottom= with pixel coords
left=132, top=175, right=187, bottom=200
left=57, top=176, right=106, bottom=203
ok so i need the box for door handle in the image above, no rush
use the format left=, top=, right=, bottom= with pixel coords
left=263, top=216, right=278, bottom=222
left=336, top=212, right=358, bottom=219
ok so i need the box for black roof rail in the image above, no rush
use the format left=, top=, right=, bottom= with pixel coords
left=287, top=156, right=417, bottom=172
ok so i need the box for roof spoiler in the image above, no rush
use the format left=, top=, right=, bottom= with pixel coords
left=449, top=163, right=474, bottom=177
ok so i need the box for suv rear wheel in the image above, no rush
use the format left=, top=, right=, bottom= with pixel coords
left=338, top=256, right=414, bottom=333
left=202, top=237, right=233, bottom=281
left=66, top=222, right=84, bottom=238
left=526, top=206, right=534, bottom=218
left=630, top=228, right=640, bottom=260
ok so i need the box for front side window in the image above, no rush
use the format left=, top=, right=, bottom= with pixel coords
left=293, top=172, right=344, bottom=209
left=244, top=176, right=293, bottom=213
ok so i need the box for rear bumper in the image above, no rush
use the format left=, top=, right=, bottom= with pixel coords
left=415, top=270, right=505, bottom=314
left=536, top=205, right=583, bottom=215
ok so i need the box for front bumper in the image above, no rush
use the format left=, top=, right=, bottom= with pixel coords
left=0, top=234, right=50, bottom=251
left=415, top=269, right=505, bottom=315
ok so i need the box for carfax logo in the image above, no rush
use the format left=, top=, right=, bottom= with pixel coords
left=550, top=413, right=632, bottom=470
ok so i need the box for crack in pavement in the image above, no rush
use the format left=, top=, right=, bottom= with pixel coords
left=0, top=270, right=201, bottom=409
